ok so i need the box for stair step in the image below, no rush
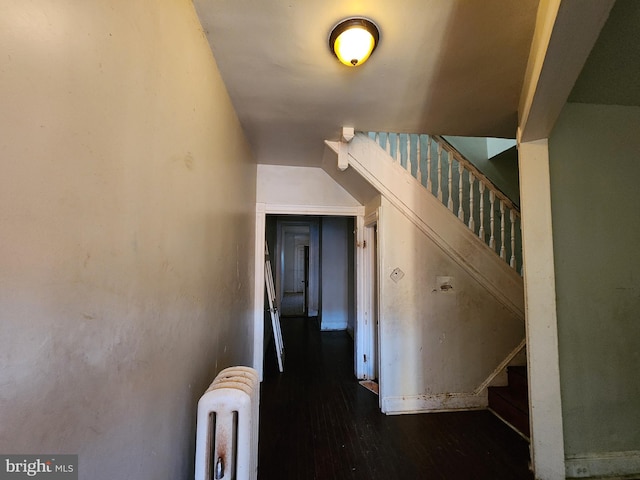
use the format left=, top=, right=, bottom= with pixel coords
left=489, top=385, right=528, bottom=413
left=488, top=386, right=530, bottom=437
left=507, top=366, right=528, bottom=393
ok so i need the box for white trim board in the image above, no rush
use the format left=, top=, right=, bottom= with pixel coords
left=265, top=203, right=364, bottom=216
left=382, top=392, right=487, bottom=415
left=519, top=139, right=565, bottom=480
left=254, top=202, right=366, bottom=382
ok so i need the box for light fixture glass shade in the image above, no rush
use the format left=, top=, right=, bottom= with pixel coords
left=329, top=18, right=379, bottom=67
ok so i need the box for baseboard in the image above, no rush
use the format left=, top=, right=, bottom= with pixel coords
left=381, top=392, right=487, bottom=415
left=566, top=450, right=640, bottom=478
left=320, top=321, right=348, bottom=331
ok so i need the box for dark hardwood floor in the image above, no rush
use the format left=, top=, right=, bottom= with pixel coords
left=259, top=317, right=533, bottom=480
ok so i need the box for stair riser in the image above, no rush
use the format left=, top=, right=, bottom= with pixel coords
left=507, top=367, right=528, bottom=393
left=488, top=390, right=530, bottom=437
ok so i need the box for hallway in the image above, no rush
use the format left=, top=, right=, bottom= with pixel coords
left=258, top=317, right=533, bottom=479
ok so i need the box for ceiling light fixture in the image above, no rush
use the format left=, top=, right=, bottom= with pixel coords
left=329, top=17, right=380, bottom=67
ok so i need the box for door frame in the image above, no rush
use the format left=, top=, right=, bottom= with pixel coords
left=254, top=203, right=365, bottom=380
left=303, top=245, right=310, bottom=315
left=361, top=210, right=380, bottom=385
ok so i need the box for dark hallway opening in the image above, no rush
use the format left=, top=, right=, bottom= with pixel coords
left=258, top=317, right=533, bottom=479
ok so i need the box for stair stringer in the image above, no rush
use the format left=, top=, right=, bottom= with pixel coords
left=335, top=132, right=524, bottom=320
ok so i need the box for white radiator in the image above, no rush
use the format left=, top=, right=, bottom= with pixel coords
left=195, top=366, right=260, bottom=480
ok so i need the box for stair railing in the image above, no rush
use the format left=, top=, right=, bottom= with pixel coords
left=365, top=132, right=521, bottom=274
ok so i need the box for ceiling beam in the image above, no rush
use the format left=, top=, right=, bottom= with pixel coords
left=518, top=0, right=615, bottom=142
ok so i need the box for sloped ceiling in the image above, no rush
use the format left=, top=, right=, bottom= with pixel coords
left=194, top=0, right=539, bottom=166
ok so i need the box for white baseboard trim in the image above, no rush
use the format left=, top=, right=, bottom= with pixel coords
left=382, top=392, right=487, bottom=415
left=320, top=323, right=348, bottom=331
left=565, top=450, right=640, bottom=478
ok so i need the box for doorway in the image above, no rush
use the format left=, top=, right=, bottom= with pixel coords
left=265, top=216, right=319, bottom=319
left=279, top=223, right=310, bottom=317
left=262, top=214, right=357, bottom=366
left=253, top=204, right=366, bottom=382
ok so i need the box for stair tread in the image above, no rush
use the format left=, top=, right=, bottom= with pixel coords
left=488, top=387, right=530, bottom=437
left=488, top=386, right=529, bottom=414
left=489, top=401, right=531, bottom=437
left=488, top=367, right=530, bottom=437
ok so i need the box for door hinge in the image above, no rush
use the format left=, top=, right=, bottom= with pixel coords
left=363, top=240, right=367, bottom=248
left=364, top=354, right=367, bottom=363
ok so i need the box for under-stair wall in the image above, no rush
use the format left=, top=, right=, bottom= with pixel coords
left=324, top=132, right=525, bottom=414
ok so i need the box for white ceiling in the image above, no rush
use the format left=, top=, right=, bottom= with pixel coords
left=194, top=0, right=539, bottom=166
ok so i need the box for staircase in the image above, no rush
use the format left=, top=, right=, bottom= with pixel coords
left=325, top=131, right=525, bottom=319
left=323, top=129, right=527, bottom=418
left=488, top=366, right=530, bottom=438
left=374, top=132, right=522, bottom=271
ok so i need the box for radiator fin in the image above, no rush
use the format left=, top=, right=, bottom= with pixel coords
left=195, top=367, right=260, bottom=480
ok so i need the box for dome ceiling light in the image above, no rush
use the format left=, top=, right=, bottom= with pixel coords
left=329, top=17, right=380, bottom=67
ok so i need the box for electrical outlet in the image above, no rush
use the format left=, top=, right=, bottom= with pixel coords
left=568, top=464, right=590, bottom=478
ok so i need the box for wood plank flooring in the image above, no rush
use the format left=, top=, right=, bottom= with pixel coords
left=259, top=317, right=533, bottom=479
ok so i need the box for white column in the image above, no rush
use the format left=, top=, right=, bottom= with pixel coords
left=518, top=139, right=565, bottom=480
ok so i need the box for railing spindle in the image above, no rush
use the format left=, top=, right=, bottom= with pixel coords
left=500, top=200, right=506, bottom=260
left=416, top=135, right=423, bottom=185
left=458, top=161, right=464, bottom=221
left=437, top=143, right=443, bottom=202
left=489, top=191, right=496, bottom=250
left=407, top=135, right=422, bottom=179
left=478, top=182, right=485, bottom=240
left=510, top=210, right=517, bottom=269
left=365, top=131, right=521, bottom=275
left=426, top=137, right=432, bottom=193
left=447, top=151, right=453, bottom=211
left=468, top=173, right=475, bottom=231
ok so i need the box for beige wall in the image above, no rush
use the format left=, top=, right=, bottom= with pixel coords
left=378, top=197, right=524, bottom=412
left=0, top=1, right=256, bottom=478
left=257, top=164, right=361, bottom=207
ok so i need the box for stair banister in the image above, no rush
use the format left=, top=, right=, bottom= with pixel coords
left=365, top=132, right=521, bottom=273
left=434, top=136, right=519, bottom=213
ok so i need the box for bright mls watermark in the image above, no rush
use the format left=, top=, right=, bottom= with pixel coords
left=0, top=456, right=77, bottom=480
